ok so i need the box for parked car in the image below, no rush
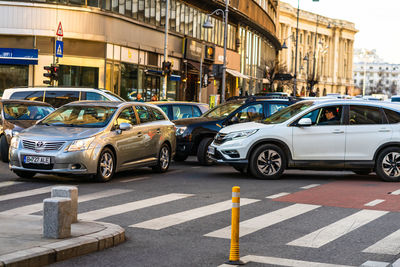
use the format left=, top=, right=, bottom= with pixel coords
left=174, top=96, right=298, bottom=165
left=0, top=100, right=54, bottom=162
left=209, top=99, right=400, bottom=182
left=391, top=95, right=400, bottom=102
left=2, top=87, right=125, bottom=108
left=151, top=101, right=209, bottom=120
left=9, top=101, right=175, bottom=182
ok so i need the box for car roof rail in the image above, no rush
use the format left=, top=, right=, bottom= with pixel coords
left=244, top=95, right=294, bottom=103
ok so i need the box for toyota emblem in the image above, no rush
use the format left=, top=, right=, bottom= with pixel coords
left=36, top=141, right=44, bottom=148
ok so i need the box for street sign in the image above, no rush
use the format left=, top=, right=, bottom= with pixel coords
left=55, top=40, right=63, bottom=58
left=56, top=22, right=63, bottom=36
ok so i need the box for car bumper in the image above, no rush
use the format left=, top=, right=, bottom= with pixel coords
left=208, top=139, right=250, bottom=164
left=9, top=146, right=100, bottom=175
left=175, top=139, right=194, bottom=157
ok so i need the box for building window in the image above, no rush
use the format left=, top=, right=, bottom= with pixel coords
left=59, top=65, right=99, bottom=89
left=0, top=65, right=29, bottom=94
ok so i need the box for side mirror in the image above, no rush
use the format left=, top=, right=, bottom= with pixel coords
left=230, top=116, right=239, bottom=124
left=119, top=122, right=132, bottom=131
left=297, top=118, right=312, bottom=127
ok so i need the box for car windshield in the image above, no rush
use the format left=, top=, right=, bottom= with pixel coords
left=202, top=101, right=243, bottom=119
left=263, top=101, right=315, bottom=124
left=40, top=105, right=117, bottom=128
left=3, top=104, right=54, bottom=120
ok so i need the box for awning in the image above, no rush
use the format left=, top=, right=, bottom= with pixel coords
left=226, top=68, right=249, bottom=79
left=0, top=48, right=38, bottom=65
left=262, top=78, right=270, bottom=84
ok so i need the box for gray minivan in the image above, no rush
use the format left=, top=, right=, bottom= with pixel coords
left=2, top=87, right=124, bottom=108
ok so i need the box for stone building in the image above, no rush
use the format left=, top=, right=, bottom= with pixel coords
left=277, top=1, right=358, bottom=96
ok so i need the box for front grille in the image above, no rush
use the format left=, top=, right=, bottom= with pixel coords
left=21, top=163, right=54, bottom=170
left=22, top=140, right=66, bottom=151
left=214, top=133, right=227, bottom=145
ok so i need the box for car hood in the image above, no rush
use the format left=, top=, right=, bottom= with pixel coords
left=173, top=116, right=219, bottom=126
left=18, top=125, right=102, bottom=141
left=219, top=121, right=273, bottom=134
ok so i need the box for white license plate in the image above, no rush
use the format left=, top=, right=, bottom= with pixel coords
left=24, top=156, right=51, bottom=165
left=207, top=146, right=215, bottom=155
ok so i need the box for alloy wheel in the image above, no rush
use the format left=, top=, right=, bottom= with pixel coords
left=382, top=152, right=400, bottom=178
left=256, top=149, right=282, bottom=176
left=100, top=152, right=114, bottom=179
left=160, top=146, right=170, bottom=169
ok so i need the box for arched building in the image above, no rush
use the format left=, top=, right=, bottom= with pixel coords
left=0, top=0, right=281, bottom=102
left=277, top=2, right=358, bottom=96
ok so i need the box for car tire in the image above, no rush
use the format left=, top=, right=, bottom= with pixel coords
left=153, top=144, right=171, bottom=173
left=14, top=170, right=36, bottom=179
left=95, top=148, right=115, bottom=182
left=174, top=154, right=188, bottom=162
left=249, top=144, right=286, bottom=180
left=353, top=169, right=372, bottom=176
left=376, top=147, right=400, bottom=182
left=0, top=135, right=9, bottom=163
left=232, top=165, right=248, bottom=174
left=197, top=137, right=214, bottom=166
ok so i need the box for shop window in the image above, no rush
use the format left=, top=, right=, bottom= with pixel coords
left=120, top=63, right=138, bottom=101
left=0, top=65, right=29, bottom=94
left=58, top=65, right=99, bottom=89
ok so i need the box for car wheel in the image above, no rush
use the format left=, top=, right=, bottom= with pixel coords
left=14, top=170, right=36, bottom=179
left=353, top=169, right=372, bottom=176
left=232, top=165, right=248, bottom=174
left=174, top=154, right=188, bottom=162
left=0, top=135, right=9, bottom=163
left=197, top=137, right=214, bottom=166
left=95, top=148, right=115, bottom=182
left=376, top=147, right=400, bottom=182
left=153, top=144, right=171, bottom=173
left=249, top=144, right=286, bottom=180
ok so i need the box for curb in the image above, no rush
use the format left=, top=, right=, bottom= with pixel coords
left=0, top=221, right=125, bottom=267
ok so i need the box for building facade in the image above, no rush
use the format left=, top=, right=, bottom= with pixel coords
left=277, top=2, right=358, bottom=96
left=353, top=49, right=399, bottom=97
left=0, top=0, right=281, bottom=103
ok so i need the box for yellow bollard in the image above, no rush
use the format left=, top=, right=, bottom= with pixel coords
left=225, top=186, right=244, bottom=265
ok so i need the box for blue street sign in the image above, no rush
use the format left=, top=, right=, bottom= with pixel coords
left=55, top=40, right=64, bottom=58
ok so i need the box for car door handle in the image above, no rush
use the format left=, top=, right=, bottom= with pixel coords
left=137, top=131, right=142, bottom=137
left=332, top=130, right=344, bottom=134
left=379, top=129, right=391, bottom=132
left=156, top=128, right=161, bottom=134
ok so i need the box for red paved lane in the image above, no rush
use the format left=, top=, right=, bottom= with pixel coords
left=274, top=180, right=400, bottom=211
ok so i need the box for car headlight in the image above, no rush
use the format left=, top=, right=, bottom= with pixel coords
left=176, top=126, right=187, bottom=136
left=10, top=136, right=20, bottom=149
left=66, top=137, right=95, bottom=152
left=223, top=129, right=258, bottom=141
left=5, top=129, right=20, bottom=138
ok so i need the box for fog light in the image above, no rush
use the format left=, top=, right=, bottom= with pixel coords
left=222, top=150, right=240, bottom=158
left=71, top=164, right=81, bottom=170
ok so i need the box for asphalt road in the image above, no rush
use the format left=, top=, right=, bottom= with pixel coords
left=1, top=158, right=400, bottom=267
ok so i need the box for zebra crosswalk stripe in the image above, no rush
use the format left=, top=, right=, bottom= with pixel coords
left=0, top=181, right=23, bottom=188
left=130, top=198, right=260, bottom=230
left=288, top=209, right=388, bottom=248
left=205, top=203, right=320, bottom=239
left=79, top=193, right=193, bottom=221
left=363, top=229, right=400, bottom=255
left=0, top=186, right=56, bottom=202
left=0, top=189, right=132, bottom=215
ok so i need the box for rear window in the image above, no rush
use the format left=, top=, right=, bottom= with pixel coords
left=85, top=92, right=108, bottom=101
left=384, top=108, right=400, bottom=124
left=45, top=91, right=79, bottom=108
left=10, top=91, right=44, bottom=102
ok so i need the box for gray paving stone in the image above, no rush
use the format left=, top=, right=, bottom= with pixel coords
left=51, top=186, right=78, bottom=223
left=43, top=197, right=72, bottom=239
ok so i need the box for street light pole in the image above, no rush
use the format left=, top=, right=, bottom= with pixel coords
left=293, top=0, right=300, bottom=97
left=162, top=0, right=169, bottom=100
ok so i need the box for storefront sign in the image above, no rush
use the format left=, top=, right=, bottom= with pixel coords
left=121, top=47, right=139, bottom=64
left=184, top=38, right=202, bottom=62
left=0, top=48, right=38, bottom=65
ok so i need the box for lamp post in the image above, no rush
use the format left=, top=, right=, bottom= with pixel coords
left=293, top=0, right=300, bottom=97
left=203, top=0, right=228, bottom=103
left=162, top=0, right=170, bottom=100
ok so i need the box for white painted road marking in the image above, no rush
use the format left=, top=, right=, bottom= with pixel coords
left=205, top=204, right=320, bottom=239
left=288, top=209, right=388, bottom=248
left=266, top=192, right=290, bottom=199
left=0, top=181, right=23, bottom=188
left=0, top=186, right=56, bottom=202
left=390, top=189, right=400, bottom=195
left=363, top=229, right=400, bottom=255
left=364, top=199, right=385, bottom=207
left=0, top=189, right=132, bottom=215
left=120, top=177, right=150, bottom=183
left=130, top=198, right=259, bottom=230
left=79, top=193, right=193, bottom=221
left=301, top=184, right=320, bottom=189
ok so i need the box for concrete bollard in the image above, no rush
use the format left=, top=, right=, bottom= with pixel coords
left=43, top=197, right=72, bottom=239
left=51, top=186, right=78, bottom=223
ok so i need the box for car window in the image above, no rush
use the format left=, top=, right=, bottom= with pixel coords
left=86, top=92, right=108, bottom=101
left=116, top=107, right=137, bottom=126
left=384, top=108, right=400, bottom=124
left=193, top=106, right=202, bottom=117
left=3, top=104, right=54, bottom=120
left=10, top=91, right=44, bottom=102
left=269, top=103, right=288, bottom=115
left=135, top=105, right=153, bottom=123
left=233, top=104, right=264, bottom=122
left=300, top=105, right=343, bottom=126
left=202, top=101, right=243, bottom=119
left=158, top=105, right=169, bottom=117
left=173, top=105, right=193, bottom=120
left=151, top=107, right=166, bottom=121
left=349, top=105, right=383, bottom=125
left=45, top=91, right=79, bottom=108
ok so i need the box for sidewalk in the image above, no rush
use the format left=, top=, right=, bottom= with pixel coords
left=0, top=214, right=125, bottom=266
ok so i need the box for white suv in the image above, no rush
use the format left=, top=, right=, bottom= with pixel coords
left=208, top=99, right=400, bottom=182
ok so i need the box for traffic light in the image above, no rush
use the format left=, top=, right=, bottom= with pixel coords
left=162, top=61, right=172, bottom=76
left=43, top=64, right=59, bottom=85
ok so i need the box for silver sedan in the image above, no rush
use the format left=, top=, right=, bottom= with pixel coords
left=9, top=101, right=176, bottom=182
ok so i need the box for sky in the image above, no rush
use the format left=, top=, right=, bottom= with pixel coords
left=282, top=0, right=400, bottom=64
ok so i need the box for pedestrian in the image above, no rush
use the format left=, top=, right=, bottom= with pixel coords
left=151, top=94, right=158, bottom=101
left=137, top=93, right=144, bottom=102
